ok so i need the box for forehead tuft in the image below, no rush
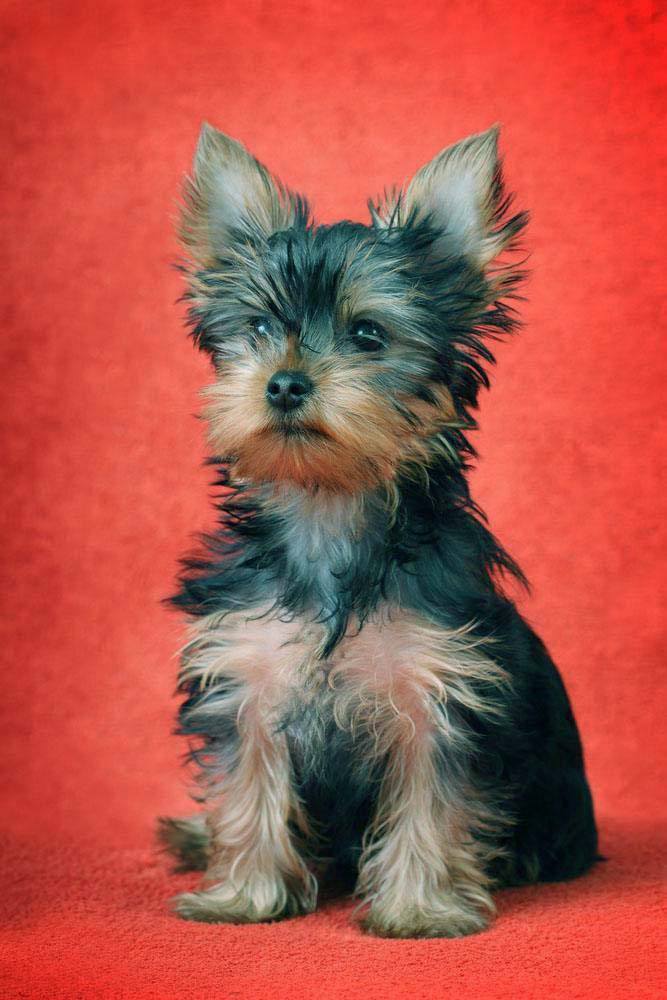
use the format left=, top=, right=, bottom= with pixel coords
left=259, top=220, right=419, bottom=322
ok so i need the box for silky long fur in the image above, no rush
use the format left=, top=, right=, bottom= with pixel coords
left=160, top=124, right=598, bottom=937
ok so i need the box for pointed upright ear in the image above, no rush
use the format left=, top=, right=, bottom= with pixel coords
left=179, top=123, right=303, bottom=266
left=370, top=126, right=527, bottom=268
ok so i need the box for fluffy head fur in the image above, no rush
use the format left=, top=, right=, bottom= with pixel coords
left=165, top=126, right=598, bottom=938
left=180, top=123, right=527, bottom=494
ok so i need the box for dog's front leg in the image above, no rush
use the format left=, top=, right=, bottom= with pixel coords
left=357, top=725, right=495, bottom=938
left=337, top=611, right=502, bottom=938
left=174, top=610, right=318, bottom=923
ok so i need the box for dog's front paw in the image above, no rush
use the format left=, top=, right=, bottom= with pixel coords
left=361, top=895, right=491, bottom=939
left=174, top=871, right=317, bottom=924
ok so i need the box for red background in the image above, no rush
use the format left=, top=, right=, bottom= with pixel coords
left=1, top=1, right=665, bottom=997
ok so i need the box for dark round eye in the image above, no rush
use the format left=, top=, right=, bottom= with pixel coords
left=251, top=316, right=274, bottom=337
left=350, top=319, right=387, bottom=352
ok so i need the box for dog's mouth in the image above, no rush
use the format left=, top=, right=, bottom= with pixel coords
left=282, top=425, right=330, bottom=440
left=268, top=418, right=332, bottom=442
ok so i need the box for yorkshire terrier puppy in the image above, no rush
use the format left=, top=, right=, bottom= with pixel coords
left=159, top=123, right=598, bottom=938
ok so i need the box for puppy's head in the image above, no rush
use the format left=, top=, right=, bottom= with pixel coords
left=179, top=124, right=527, bottom=493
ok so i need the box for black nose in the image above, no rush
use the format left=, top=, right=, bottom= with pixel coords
left=266, top=369, right=313, bottom=412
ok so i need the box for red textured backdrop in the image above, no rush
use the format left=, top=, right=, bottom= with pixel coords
left=1, top=2, right=665, bottom=997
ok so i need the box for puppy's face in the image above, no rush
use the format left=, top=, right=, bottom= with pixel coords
left=180, top=126, right=526, bottom=492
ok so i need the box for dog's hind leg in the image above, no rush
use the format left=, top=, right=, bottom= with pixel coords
left=157, top=814, right=209, bottom=871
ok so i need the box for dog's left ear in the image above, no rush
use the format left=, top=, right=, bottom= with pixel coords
left=179, top=123, right=302, bottom=266
left=370, top=126, right=526, bottom=268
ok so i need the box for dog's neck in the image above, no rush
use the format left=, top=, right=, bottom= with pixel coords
left=257, top=463, right=460, bottom=575
left=187, top=459, right=522, bottom=656
left=256, top=482, right=392, bottom=629
left=264, top=483, right=374, bottom=575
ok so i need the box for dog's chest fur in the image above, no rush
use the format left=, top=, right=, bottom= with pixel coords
left=178, top=487, right=505, bottom=789
left=179, top=591, right=502, bottom=779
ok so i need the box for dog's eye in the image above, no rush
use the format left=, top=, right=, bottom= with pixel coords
left=350, top=320, right=387, bottom=352
left=251, top=316, right=274, bottom=337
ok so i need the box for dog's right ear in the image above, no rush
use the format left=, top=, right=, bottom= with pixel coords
left=179, top=124, right=303, bottom=266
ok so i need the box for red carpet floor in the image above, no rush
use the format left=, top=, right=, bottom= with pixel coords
left=1, top=2, right=666, bottom=998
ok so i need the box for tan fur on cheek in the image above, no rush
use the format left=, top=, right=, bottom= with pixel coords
left=312, top=364, right=459, bottom=489
left=307, top=364, right=416, bottom=487
left=402, top=382, right=457, bottom=434
left=201, top=357, right=274, bottom=455
left=202, top=356, right=393, bottom=491
left=202, top=352, right=459, bottom=492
